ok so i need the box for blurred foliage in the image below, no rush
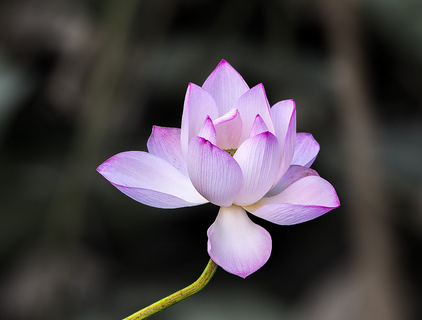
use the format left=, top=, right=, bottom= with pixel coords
left=0, top=0, right=421, bottom=320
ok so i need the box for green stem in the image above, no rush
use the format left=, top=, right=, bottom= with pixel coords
left=123, top=259, right=218, bottom=320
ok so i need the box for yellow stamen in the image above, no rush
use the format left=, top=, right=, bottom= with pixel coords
left=225, top=148, right=237, bottom=156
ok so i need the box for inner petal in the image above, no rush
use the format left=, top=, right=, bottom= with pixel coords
left=233, top=131, right=281, bottom=206
left=233, top=84, right=275, bottom=145
left=214, top=108, right=243, bottom=149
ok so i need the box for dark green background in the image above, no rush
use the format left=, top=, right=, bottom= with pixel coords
left=0, top=0, right=421, bottom=319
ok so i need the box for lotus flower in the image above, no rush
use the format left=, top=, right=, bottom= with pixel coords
left=97, top=60, right=340, bottom=278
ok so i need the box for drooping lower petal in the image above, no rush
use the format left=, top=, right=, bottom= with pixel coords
left=187, top=136, right=243, bottom=207
left=271, top=100, right=296, bottom=181
left=213, top=109, right=242, bottom=149
left=181, top=83, right=219, bottom=158
left=207, top=205, right=272, bottom=278
left=147, top=126, right=188, bottom=175
left=233, top=131, right=280, bottom=206
left=97, top=151, right=208, bottom=208
left=202, top=60, right=250, bottom=116
left=292, top=133, right=320, bottom=167
left=245, top=175, right=339, bottom=225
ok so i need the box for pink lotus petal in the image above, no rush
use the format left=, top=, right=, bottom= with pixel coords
left=234, top=84, right=275, bottom=144
left=97, top=61, right=341, bottom=279
left=249, top=114, right=269, bottom=138
left=245, top=175, right=340, bottom=225
left=247, top=203, right=337, bottom=226
left=198, top=116, right=217, bottom=145
left=97, top=151, right=207, bottom=208
left=207, top=205, right=272, bottom=278
left=187, top=136, right=243, bottom=207
left=202, top=60, right=249, bottom=116
left=265, top=165, right=319, bottom=197
left=292, top=133, right=320, bottom=167
left=147, top=126, right=187, bottom=175
left=214, top=109, right=242, bottom=149
left=181, top=83, right=219, bottom=158
left=271, top=100, right=296, bottom=181
left=233, top=132, right=280, bottom=206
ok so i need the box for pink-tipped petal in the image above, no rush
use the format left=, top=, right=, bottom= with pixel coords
left=245, top=175, right=340, bottom=225
left=234, top=84, right=275, bottom=144
left=265, top=165, right=319, bottom=197
left=202, top=60, right=250, bottom=116
left=271, top=100, right=296, bottom=181
left=147, top=126, right=187, bottom=175
left=214, top=109, right=242, bottom=149
left=181, top=83, right=219, bottom=157
left=207, top=205, right=272, bottom=278
left=249, top=203, right=337, bottom=226
left=97, top=151, right=207, bottom=208
left=292, top=133, right=320, bottom=167
left=187, top=136, right=243, bottom=207
left=249, top=114, right=269, bottom=138
left=233, top=132, right=280, bottom=206
left=198, top=116, right=217, bottom=145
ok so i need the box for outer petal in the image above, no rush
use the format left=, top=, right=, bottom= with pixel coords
left=292, top=133, right=320, bottom=167
left=271, top=100, right=296, bottom=181
left=213, top=108, right=242, bottom=149
left=207, top=205, right=272, bottom=278
left=233, top=131, right=280, bottom=206
left=265, top=165, right=319, bottom=197
left=147, top=126, right=187, bottom=175
left=97, top=151, right=208, bottom=208
left=181, top=83, right=219, bottom=158
left=234, top=84, right=275, bottom=144
left=187, top=136, right=243, bottom=207
left=245, top=175, right=340, bottom=225
left=202, top=60, right=249, bottom=116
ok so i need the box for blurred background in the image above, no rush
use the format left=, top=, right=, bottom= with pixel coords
left=0, top=0, right=421, bottom=319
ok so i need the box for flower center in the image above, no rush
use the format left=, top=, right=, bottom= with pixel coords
left=224, top=148, right=237, bottom=156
